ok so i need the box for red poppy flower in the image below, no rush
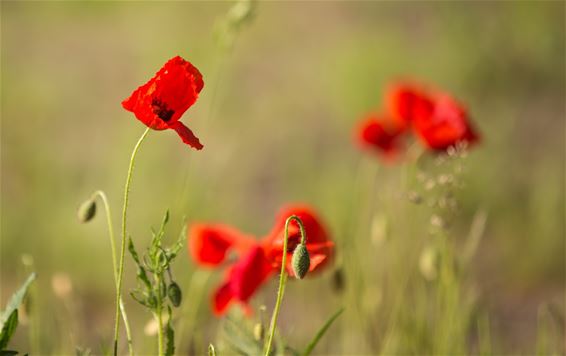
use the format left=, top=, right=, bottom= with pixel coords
left=189, top=224, right=255, bottom=267
left=122, top=56, right=204, bottom=150
left=187, top=204, right=334, bottom=316
left=386, top=83, right=434, bottom=127
left=412, top=93, right=480, bottom=151
left=212, top=245, right=274, bottom=315
left=262, top=205, right=334, bottom=278
left=355, top=114, right=405, bottom=159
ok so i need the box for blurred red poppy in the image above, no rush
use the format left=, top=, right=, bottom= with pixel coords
left=355, top=81, right=480, bottom=159
left=262, top=205, right=334, bottom=278
left=187, top=204, right=334, bottom=315
left=386, top=83, right=433, bottom=127
left=355, top=114, right=405, bottom=159
left=212, top=246, right=274, bottom=315
left=412, top=93, right=480, bottom=151
left=189, top=224, right=255, bottom=267
left=122, top=56, right=204, bottom=150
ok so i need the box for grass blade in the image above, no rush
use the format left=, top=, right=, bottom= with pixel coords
left=0, top=310, right=18, bottom=350
left=302, top=307, right=344, bottom=356
left=0, top=273, right=36, bottom=327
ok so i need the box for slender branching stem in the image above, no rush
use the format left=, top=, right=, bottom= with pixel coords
left=114, top=127, right=151, bottom=355
left=92, top=190, right=134, bottom=356
left=264, top=215, right=307, bottom=356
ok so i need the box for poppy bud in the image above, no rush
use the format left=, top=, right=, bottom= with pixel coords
left=167, top=282, right=182, bottom=307
left=77, top=198, right=96, bottom=223
left=291, top=244, right=310, bottom=279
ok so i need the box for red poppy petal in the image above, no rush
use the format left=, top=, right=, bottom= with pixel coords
left=262, top=205, right=334, bottom=275
left=229, top=246, right=273, bottom=302
left=212, top=281, right=233, bottom=316
left=169, top=121, right=204, bottom=150
left=413, top=93, right=479, bottom=151
left=386, top=83, right=434, bottom=126
left=355, top=115, right=405, bottom=159
left=122, top=56, right=204, bottom=135
left=266, top=205, right=331, bottom=245
left=188, top=224, right=252, bottom=266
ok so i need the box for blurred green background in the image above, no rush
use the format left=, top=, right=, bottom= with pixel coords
left=1, top=1, right=564, bottom=354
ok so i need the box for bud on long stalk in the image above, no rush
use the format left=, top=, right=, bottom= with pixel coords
left=264, top=215, right=308, bottom=355
left=291, top=244, right=310, bottom=279
left=77, top=198, right=97, bottom=223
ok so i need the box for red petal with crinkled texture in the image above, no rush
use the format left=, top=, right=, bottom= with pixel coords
left=413, top=93, right=480, bottom=151
left=211, top=245, right=274, bottom=316
left=122, top=56, right=204, bottom=149
left=188, top=224, right=255, bottom=267
left=262, top=205, right=334, bottom=277
left=169, top=121, right=204, bottom=150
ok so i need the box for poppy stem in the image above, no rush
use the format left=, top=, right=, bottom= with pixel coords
left=92, top=190, right=134, bottom=356
left=114, top=127, right=151, bottom=356
left=154, top=273, right=165, bottom=356
left=264, top=215, right=307, bottom=356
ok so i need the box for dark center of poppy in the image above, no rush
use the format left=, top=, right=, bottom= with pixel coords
left=151, top=98, right=175, bottom=122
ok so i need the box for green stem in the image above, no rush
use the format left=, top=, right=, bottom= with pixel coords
left=114, top=127, right=151, bottom=355
left=155, top=277, right=165, bottom=356
left=92, top=191, right=118, bottom=278
left=119, top=300, right=133, bottom=356
left=92, top=190, right=134, bottom=356
left=156, top=309, right=164, bottom=356
left=264, top=215, right=306, bottom=356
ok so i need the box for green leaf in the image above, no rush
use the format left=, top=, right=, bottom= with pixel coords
left=0, top=350, right=18, bottom=355
left=301, top=307, right=344, bottom=356
left=0, top=273, right=36, bottom=328
left=127, top=237, right=141, bottom=265
left=0, top=310, right=18, bottom=350
left=129, top=291, right=151, bottom=308
left=164, top=306, right=175, bottom=356
left=167, top=232, right=184, bottom=262
left=137, top=266, right=151, bottom=290
left=153, top=210, right=170, bottom=248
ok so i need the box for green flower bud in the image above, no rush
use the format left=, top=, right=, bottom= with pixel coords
left=167, top=282, right=182, bottom=307
left=77, top=199, right=96, bottom=223
left=291, top=244, right=310, bottom=279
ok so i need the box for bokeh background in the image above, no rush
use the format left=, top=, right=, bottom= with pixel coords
left=1, top=1, right=564, bottom=354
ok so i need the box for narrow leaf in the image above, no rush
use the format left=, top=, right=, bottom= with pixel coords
left=128, top=237, right=141, bottom=264
left=0, top=310, right=18, bottom=350
left=0, top=273, right=36, bottom=327
left=302, top=307, right=344, bottom=356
